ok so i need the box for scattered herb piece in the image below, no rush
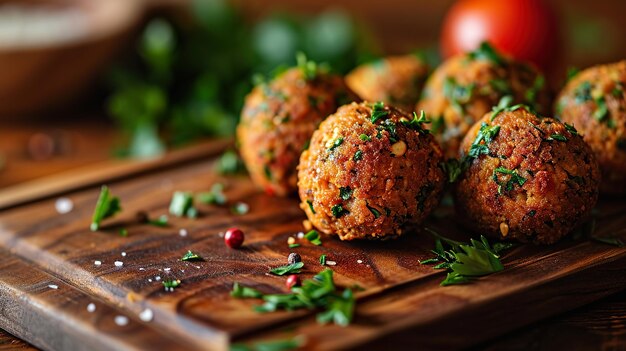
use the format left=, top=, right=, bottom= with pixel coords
left=566, top=67, right=580, bottom=81
left=431, top=115, right=446, bottom=135
left=353, top=150, right=363, bottom=161
left=328, top=137, right=344, bottom=151
left=564, top=123, right=579, bottom=136
left=401, top=110, right=431, bottom=134
left=263, top=164, right=273, bottom=180
left=270, top=262, right=304, bottom=276
left=319, top=254, right=327, bottom=266
left=180, top=250, right=203, bottom=262
left=306, top=200, right=316, bottom=214
left=296, top=52, right=320, bottom=81
left=366, top=204, right=381, bottom=219
left=489, top=78, right=512, bottom=95
left=288, top=243, right=301, bottom=248
left=591, top=236, right=624, bottom=247
left=525, top=75, right=545, bottom=105
left=118, top=228, right=128, bottom=237
left=593, top=96, right=609, bottom=123
left=468, top=123, right=500, bottom=159
left=443, top=77, right=474, bottom=114
left=305, top=230, right=322, bottom=246
left=146, top=214, right=169, bottom=227
left=231, top=202, right=250, bottom=215
left=370, top=101, right=389, bottom=123
left=378, top=119, right=399, bottom=142
left=359, top=134, right=371, bottom=141
left=162, top=279, right=181, bottom=290
left=331, top=204, right=349, bottom=218
left=547, top=134, right=567, bottom=142
left=443, top=158, right=464, bottom=183
left=574, top=81, right=592, bottom=104
left=198, top=183, right=227, bottom=205
left=339, top=186, right=353, bottom=200
left=231, top=282, right=263, bottom=298
left=169, top=191, right=197, bottom=218
left=231, top=337, right=303, bottom=351
left=90, top=185, right=122, bottom=231
left=316, top=288, right=355, bottom=326
left=420, top=229, right=507, bottom=286
left=493, top=167, right=527, bottom=194
left=467, top=41, right=505, bottom=66
left=216, top=150, right=246, bottom=175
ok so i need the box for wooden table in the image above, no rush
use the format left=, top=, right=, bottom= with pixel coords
left=0, top=114, right=624, bottom=350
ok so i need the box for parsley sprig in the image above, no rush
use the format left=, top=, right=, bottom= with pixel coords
left=180, top=250, right=203, bottom=262
left=370, top=101, right=389, bottom=123
left=231, top=337, right=303, bottom=351
left=420, top=229, right=509, bottom=286
left=305, top=230, right=322, bottom=246
left=232, top=269, right=356, bottom=326
left=90, top=185, right=122, bottom=231
left=270, top=262, right=304, bottom=276
left=401, top=110, right=431, bottom=135
left=198, top=183, right=227, bottom=205
left=169, top=191, right=197, bottom=218
left=493, top=167, right=527, bottom=194
left=467, top=41, right=505, bottom=66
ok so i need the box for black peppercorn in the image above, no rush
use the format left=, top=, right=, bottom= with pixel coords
left=287, top=252, right=301, bottom=265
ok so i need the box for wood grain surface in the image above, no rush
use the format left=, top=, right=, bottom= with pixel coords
left=0, top=140, right=624, bottom=350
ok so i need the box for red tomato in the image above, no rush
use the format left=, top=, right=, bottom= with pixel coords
left=440, top=0, right=560, bottom=72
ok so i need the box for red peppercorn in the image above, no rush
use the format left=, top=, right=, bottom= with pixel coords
left=285, top=274, right=301, bottom=290
left=224, top=228, right=245, bottom=249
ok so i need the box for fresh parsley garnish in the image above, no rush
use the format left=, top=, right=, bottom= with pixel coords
left=270, top=262, right=304, bottom=276
left=564, top=123, right=579, bottom=135
left=467, top=41, right=505, bottom=66
left=231, top=202, right=250, bottom=215
left=359, top=134, right=371, bottom=141
left=305, top=230, right=322, bottom=246
left=400, top=110, right=430, bottom=135
left=231, top=282, right=263, bottom=298
left=216, top=150, right=246, bottom=175
left=339, top=186, right=353, bottom=200
left=119, top=228, right=128, bottom=237
left=331, top=204, right=349, bottom=218
left=489, top=95, right=533, bottom=121
left=296, top=52, right=320, bottom=81
left=353, top=150, right=363, bottom=161
left=443, top=77, right=474, bottom=114
left=574, top=81, right=592, bottom=104
left=443, top=158, right=464, bottom=183
left=366, top=204, right=381, bottom=219
left=370, top=101, right=389, bottom=123
left=547, top=134, right=567, bottom=142
left=319, top=254, right=327, bottom=266
left=162, top=279, right=181, bottom=290
left=593, top=96, right=610, bottom=123
left=306, top=200, right=316, bottom=214
left=289, top=244, right=301, bottom=248
left=328, top=137, right=344, bottom=151
left=90, top=185, right=122, bottom=231
left=198, top=183, right=227, bottom=205
left=169, top=191, right=197, bottom=218
left=493, top=167, right=527, bottom=194
left=420, top=229, right=508, bottom=286
left=180, top=250, right=203, bottom=262
left=468, top=123, right=500, bottom=159
left=233, top=269, right=356, bottom=326
left=525, top=75, right=545, bottom=105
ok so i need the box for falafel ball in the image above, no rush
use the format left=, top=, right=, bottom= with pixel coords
left=556, top=60, right=626, bottom=194
left=454, top=108, right=600, bottom=244
left=237, top=65, right=359, bottom=196
left=298, top=101, right=446, bottom=241
left=346, top=55, right=430, bottom=112
left=417, top=43, right=551, bottom=159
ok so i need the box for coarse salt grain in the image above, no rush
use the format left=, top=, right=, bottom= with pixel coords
left=121, top=252, right=127, bottom=257
left=326, top=261, right=337, bottom=266
left=48, top=284, right=58, bottom=289
left=296, top=232, right=304, bottom=239
left=54, top=197, right=73, bottom=214
left=179, top=229, right=188, bottom=237
left=94, top=260, right=102, bottom=266
left=139, top=268, right=145, bottom=271
left=87, top=303, right=96, bottom=313
left=139, top=308, right=153, bottom=322
left=164, top=268, right=171, bottom=272
left=148, top=279, right=153, bottom=282
left=114, top=315, right=129, bottom=326
left=357, top=260, right=363, bottom=264
left=114, top=261, right=123, bottom=267
left=155, top=276, right=161, bottom=281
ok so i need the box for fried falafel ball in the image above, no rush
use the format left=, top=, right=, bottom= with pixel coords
left=556, top=60, right=626, bottom=195
left=237, top=62, right=359, bottom=196
left=298, top=102, right=446, bottom=241
left=453, top=108, right=600, bottom=244
left=417, top=43, right=551, bottom=159
left=346, top=55, right=430, bottom=112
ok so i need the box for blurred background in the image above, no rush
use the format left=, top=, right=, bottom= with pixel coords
left=1, top=0, right=625, bottom=188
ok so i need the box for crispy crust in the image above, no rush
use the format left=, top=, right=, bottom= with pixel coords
left=417, top=54, right=551, bottom=159
left=346, top=55, right=430, bottom=113
left=237, top=68, right=359, bottom=196
left=556, top=60, right=626, bottom=194
left=454, top=109, right=600, bottom=244
left=297, top=102, right=445, bottom=240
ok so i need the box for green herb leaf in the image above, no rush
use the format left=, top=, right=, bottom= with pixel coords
left=288, top=243, right=301, bottom=248
left=296, top=52, right=320, bottom=81
left=359, top=134, right=371, bottom=141
left=443, top=158, right=465, bottom=183
left=331, top=204, right=349, bottom=218
left=467, top=42, right=505, bottom=66
left=169, top=191, right=196, bottom=218
left=163, top=279, right=181, bottom=290
left=232, top=338, right=303, bottom=351
left=147, top=214, right=169, bottom=227
left=270, top=262, right=304, bottom=276
left=306, top=200, right=316, bottom=214
left=493, top=167, right=527, bottom=194
left=319, top=254, right=327, bottom=266
left=231, top=202, right=250, bottom=215
left=400, top=110, right=431, bottom=135
left=564, top=123, right=579, bottom=136
left=180, top=250, right=203, bottom=262
left=119, top=228, right=128, bottom=237
left=305, top=230, right=322, bottom=246
left=574, top=81, right=592, bottom=104
left=468, top=123, right=500, bottom=159
left=328, top=137, right=344, bottom=151
left=216, top=150, right=246, bottom=175
left=353, top=150, right=363, bottom=161
left=339, top=186, right=353, bottom=200
left=593, top=96, right=609, bottom=122
left=370, top=101, right=389, bottom=123
left=547, top=134, right=568, bottom=142
left=90, top=185, right=122, bottom=231
left=198, top=183, right=227, bottom=205
left=366, top=204, right=381, bottom=219
left=231, top=282, right=263, bottom=298
left=443, top=77, right=474, bottom=114
left=316, top=288, right=355, bottom=327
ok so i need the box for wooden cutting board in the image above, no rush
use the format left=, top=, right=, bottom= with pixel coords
left=0, top=140, right=624, bottom=351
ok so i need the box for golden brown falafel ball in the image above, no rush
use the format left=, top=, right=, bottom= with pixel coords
left=556, top=60, right=626, bottom=195
left=453, top=108, right=600, bottom=245
left=298, top=101, right=446, bottom=241
left=346, top=55, right=430, bottom=112
left=417, top=43, right=551, bottom=159
left=237, top=65, right=359, bottom=196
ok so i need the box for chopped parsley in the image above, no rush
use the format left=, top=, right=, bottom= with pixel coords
left=306, top=200, right=316, bottom=214
left=319, top=254, right=327, bottom=266
left=359, top=134, right=371, bottom=141
left=169, top=191, right=197, bottom=218
left=270, top=262, right=304, bottom=276
left=119, top=228, right=128, bottom=237
left=353, top=150, right=363, bottom=161
left=162, top=279, right=181, bottom=290
left=90, top=185, right=122, bottom=231
left=234, top=269, right=355, bottom=327
left=547, top=134, right=567, bottom=142
left=593, top=96, right=609, bottom=123
left=566, top=67, right=580, bottom=81
left=490, top=95, right=532, bottom=121
left=431, top=115, right=446, bottom=135
left=574, top=81, right=592, bottom=104
left=591, top=235, right=624, bottom=247
left=146, top=214, right=169, bottom=227
left=564, top=123, right=579, bottom=135
left=231, top=282, right=263, bottom=298
left=493, top=167, right=527, bottom=194
left=231, top=202, right=250, bottom=215
left=296, top=52, right=320, bottom=81
left=289, top=244, right=300, bottom=248
left=400, top=110, right=431, bottom=135
left=263, top=164, right=273, bottom=180
left=370, top=101, right=389, bottom=123
left=378, top=119, right=399, bottom=142
left=180, top=250, right=203, bottom=262
left=231, top=337, right=303, bottom=351
left=468, top=123, right=500, bottom=159
left=305, top=230, right=322, bottom=246
left=216, top=150, right=246, bottom=175
left=331, top=204, right=349, bottom=218
left=328, top=137, right=344, bottom=151
left=489, top=78, right=512, bottom=95
left=443, top=158, right=464, bottom=183
left=198, top=183, right=227, bottom=205
left=525, top=75, right=545, bottom=105
left=443, top=77, right=475, bottom=114
left=467, top=41, right=505, bottom=66
left=339, top=186, right=353, bottom=200
left=366, top=204, right=381, bottom=219
left=420, top=228, right=508, bottom=286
